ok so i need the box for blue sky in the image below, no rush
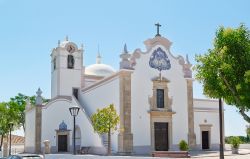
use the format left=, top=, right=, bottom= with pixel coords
left=0, top=0, right=250, bottom=136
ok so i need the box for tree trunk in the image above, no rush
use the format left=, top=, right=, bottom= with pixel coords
left=107, top=127, right=111, bottom=155
left=239, top=109, right=250, bottom=123
left=22, top=123, right=25, bottom=132
left=0, top=135, right=3, bottom=151
left=220, top=74, right=250, bottom=123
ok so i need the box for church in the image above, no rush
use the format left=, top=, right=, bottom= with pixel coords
left=24, top=27, right=224, bottom=155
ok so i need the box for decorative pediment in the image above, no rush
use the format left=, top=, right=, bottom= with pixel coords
left=121, top=35, right=193, bottom=78
left=59, top=121, right=67, bottom=131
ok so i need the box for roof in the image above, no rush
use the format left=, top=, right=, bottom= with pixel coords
left=1, top=135, right=24, bottom=144
left=85, top=63, right=116, bottom=77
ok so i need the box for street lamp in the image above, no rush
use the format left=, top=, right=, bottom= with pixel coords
left=8, top=122, right=14, bottom=156
left=69, top=106, right=80, bottom=155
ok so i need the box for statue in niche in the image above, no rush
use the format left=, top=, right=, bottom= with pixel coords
left=67, top=55, right=75, bottom=69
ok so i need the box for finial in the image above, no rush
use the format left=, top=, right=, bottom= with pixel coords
left=186, top=54, right=190, bottom=64
left=58, top=40, right=60, bottom=47
left=36, top=88, right=42, bottom=96
left=81, top=43, right=84, bottom=49
left=155, top=23, right=162, bottom=37
left=65, top=35, right=69, bottom=41
left=96, top=45, right=101, bottom=64
left=25, top=98, right=31, bottom=110
left=36, top=88, right=43, bottom=105
left=123, top=43, right=128, bottom=54
left=97, top=44, right=100, bottom=56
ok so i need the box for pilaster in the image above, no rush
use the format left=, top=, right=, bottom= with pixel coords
left=186, top=79, right=196, bottom=148
left=35, top=88, right=43, bottom=154
left=35, top=106, right=42, bottom=153
left=118, top=70, right=133, bottom=154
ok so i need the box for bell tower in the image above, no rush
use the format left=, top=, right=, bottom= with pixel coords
left=51, top=36, right=83, bottom=98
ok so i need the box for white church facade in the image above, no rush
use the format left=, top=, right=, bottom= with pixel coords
left=24, top=32, right=224, bottom=155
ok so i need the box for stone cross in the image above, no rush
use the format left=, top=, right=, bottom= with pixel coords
left=155, top=23, right=161, bottom=37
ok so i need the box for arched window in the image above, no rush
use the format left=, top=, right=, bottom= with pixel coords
left=67, top=55, right=75, bottom=69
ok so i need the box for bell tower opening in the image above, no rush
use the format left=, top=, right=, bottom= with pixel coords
left=67, top=55, right=75, bottom=69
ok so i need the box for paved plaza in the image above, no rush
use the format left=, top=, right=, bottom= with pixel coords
left=43, top=149, right=250, bottom=159
left=1, top=147, right=250, bottom=159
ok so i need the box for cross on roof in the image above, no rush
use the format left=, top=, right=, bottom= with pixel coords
left=155, top=23, right=161, bottom=37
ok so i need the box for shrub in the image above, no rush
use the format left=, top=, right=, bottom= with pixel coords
left=230, top=136, right=241, bottom=149
left=179, top=140, right=189, bottom=151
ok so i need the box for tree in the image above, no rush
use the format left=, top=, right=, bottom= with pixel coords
left=0, top=102, right=19, bottom=150
left=91, top=104, right=119, bottom=155
left=8, top=93, right=35, bottom=132
left=0, top=93, right=49, bottom=149
left=8, top=93, right=49, bottom=131
left=194, top=24, right=250, bottom=123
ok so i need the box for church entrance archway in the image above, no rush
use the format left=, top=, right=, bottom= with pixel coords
left=56, top=121, right=71, bottom=152
left=199, top=124, right=212, bottom=150
left=154, top=122, right=168, bottom=151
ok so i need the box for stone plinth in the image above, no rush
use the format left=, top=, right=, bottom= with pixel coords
left=43, top=140, right=51, bottom=154
left=2, top=142, right=8, bottom=157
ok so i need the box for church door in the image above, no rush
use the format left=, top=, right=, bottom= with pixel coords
left=58, top=135, right=68, bottom=152
left=202, top=131, right=209, bottom=149
left=154, top=122, right=168, bottom=151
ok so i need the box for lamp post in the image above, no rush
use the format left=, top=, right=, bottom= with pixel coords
left=8, top=122, right=14, bottom=156
left=219, top=98, right=224, bottom=159
left=218, top=69, right=224, bottom=159
left=69, top=106, right=80, bottom=155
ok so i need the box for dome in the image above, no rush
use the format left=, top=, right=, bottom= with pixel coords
left=85, top=63, right=116, bottom=77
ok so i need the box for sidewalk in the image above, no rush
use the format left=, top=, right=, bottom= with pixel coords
left=44, top=149, right=250, bottom=159
left=191, top=149, right=250, bottom=158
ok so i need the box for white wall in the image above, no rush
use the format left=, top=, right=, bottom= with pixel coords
left=71, top=97, right=103, bottom=147
left=41, top=98, right=103, bottom=151
left=80, top=77, right=120, bottom=152
left=41, top=100, right=73, bottom=148
left=24, top=108, right=36, bottom=153
left=131, top=44, right=189, bottom=146
left=193, top=99, right=220, bottom=147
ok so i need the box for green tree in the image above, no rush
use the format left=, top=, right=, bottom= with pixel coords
left=0, top=102, right=19, bottom=150
left=194, top=24, right=250, bottom=123
left=91, top=104, right=119, bottom=155
left=9, top=93, right=35, bottom=131
left=8, top=93, right=49, bottom=131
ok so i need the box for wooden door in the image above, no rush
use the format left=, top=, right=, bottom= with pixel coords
left=154, top=122, right=168, bottom=151
left=202, top=131, right=209, bottom=149
left=58, top=135, right=68, bottom=152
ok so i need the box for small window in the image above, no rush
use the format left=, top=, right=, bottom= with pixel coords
left=73, top=88, right=78, bottom=99
left=157, top=89, right=164, bottom=108
left=53, top=58, right=56, bottom=70
left=67, top=55, right=75, bottom=69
